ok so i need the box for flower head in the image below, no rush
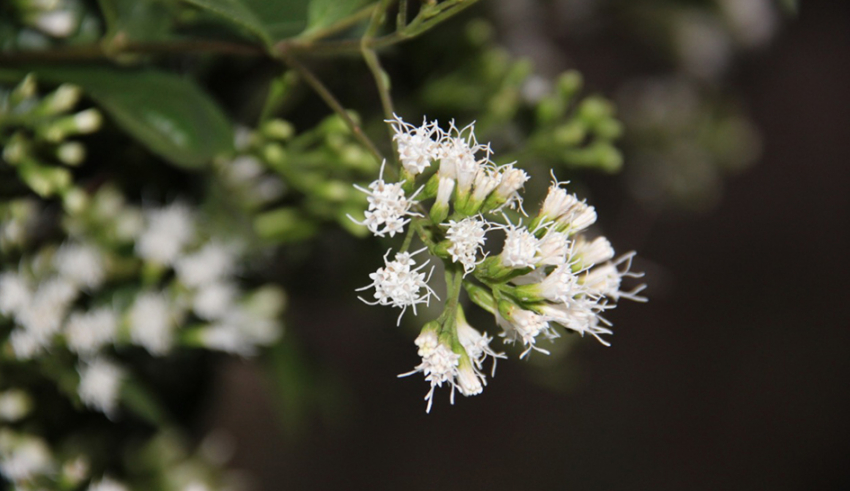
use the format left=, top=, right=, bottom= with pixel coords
left=399, top=330, right=460, bottom=413
left=175, top=242, right=235, bottom=288
left=0, top=433, right=54, bottom=483
left=0, top=272, right=31, bottom=317
left=77, top=357, right=124, bottom=418
left=497, top=301, right=559, bottom=358
left=581, top=252, right=647, bottom=302
left=538, top=175, right=597, bottom=233
left=350, top=161, right=421, bottom=238
left=64, top=307, right=118, bottom=356
left=445, top=216, right=488, bottom=275
left=53, top=242, right=105, bottom=290
left=357, top=248, right=438, bottom=325
left=498, top=222, right=540, bottom=269
left=388, top=114, right=442, bottom=176
left=128, top=292, right=175, bottom=355
left=136, top=202, right=195, bottom=265
left=457, top=310, right=505, bottom=376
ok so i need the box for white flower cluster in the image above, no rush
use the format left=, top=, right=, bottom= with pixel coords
left=357, top=248, right=438, bottom=325
left=349, top=162, right=421, bottom=237
left=353, top=115, right=646, bottom=412
left=0, top=192, right=284, bottom=421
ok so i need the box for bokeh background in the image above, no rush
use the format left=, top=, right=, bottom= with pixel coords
left=200, top=1, right=850, bottom=490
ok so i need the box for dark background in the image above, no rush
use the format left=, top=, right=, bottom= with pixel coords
left=206, top=2, right=850, bottom=490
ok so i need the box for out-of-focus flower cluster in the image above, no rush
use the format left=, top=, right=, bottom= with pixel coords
left=352, top=115, right=646, bottom=412
left=1, top=77, right=284, bottom=490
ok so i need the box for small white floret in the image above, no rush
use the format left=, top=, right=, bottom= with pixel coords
left=356, top=248, right=438, bottom=325
left=64, top=307, right=118, bottom=356
left=136, top=203, right=196, bottom=265
left=77, top=358, right=124, bottom=418
left=54, top=242, right=105, bottom=290
left=445, top=216, right=488, bottom=275
left=128, top=292, right=174, bottom=355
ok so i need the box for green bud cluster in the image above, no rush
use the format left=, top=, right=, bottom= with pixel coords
left=1, top=75, right=101, bottom=198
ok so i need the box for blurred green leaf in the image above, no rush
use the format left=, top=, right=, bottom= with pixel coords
left=98, top=0, right=176, bottom=43
left=121, top=378, right=169, bottom=426
left=305, top=0, right=370, bottom=33
left=11, top=66, right=234, bottom=169
left=242, top=0, right=310, bottom=40
left=181, top=0, right=274, bottom=47
left=182, top=0, right=312, bottom=46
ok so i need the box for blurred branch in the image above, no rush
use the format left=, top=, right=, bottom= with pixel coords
left=362, top=0, right=398, bottom=164
left=281, top=53, right=385, bottom=166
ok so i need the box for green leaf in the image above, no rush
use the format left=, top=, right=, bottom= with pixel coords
left=26, top=66, right=234, bottom=169
left=242, top=0, right=310, bottom=40
left=181, top=0, right=274, bottom=48
left=182, top=0, right=311, bottom=46
left=98, top=0, right=177, bottom=43
left=305, top=0, right=370, bottom=33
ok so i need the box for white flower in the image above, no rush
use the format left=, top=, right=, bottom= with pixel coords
left=438, top=121, right=489, bottom=195
left=573, top=235, right=615, bottom=268
left=77, top=358, right=124, bottom=418
left=88, top=476, right=130, bottom=491
left=357, top=248, right=438, bottom=325
left=54, top=242, right=105, bottom=289
left=227, top=155, right=264, bottom=183
left=498, top=223, right=540, bottom=269
left=196, top=302, right=280, bottom=356
left=539, top=175, right=597, bottom=233
left=128, top=292, right=175, bottom=355
left=456, top=357, right=484, bottom=397
left=457, top=313, right=504, bottom=376
left=0, top=434, right=54, bottom=483
left=34, top=9, right=77, bottom=37
left=175, top=242, right=235, bottom=288
left=581, top=252, right=647, bottom=302
left=192, top=282, right=237, bottom=321
left=533, top=263, right=584, bottom=303
left=536, top=300, right=613, bottom=346
left=497, top=304, right=558, bottom=358
left=446, top=216, right=488, bottom=275
left=535, top=229, right=570, bottom=266
left=398, top=330, right=460, bottom=413
left=0, top=272, right=31, bottom=317
left=349, top=162, right=421, bottom=238
left=64, top=307, right=118, bottom=356
left=469, top=166, right=502, bottom=204
left=492, top=163, right=529, bottom=211
left=136, top=202, right=195, bottom=265
left=8, top=329, right=47, bottom=360
left=387, top=114, right=442, bottom=176
left=0, top=390, right=31, bottom=422
left=17, top=278, right=77, bottom=339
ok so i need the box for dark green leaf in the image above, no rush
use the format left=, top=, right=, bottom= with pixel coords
left=305, top=0, right=371, bottom=33
left=182, top=0, right=312, bottom=46
left=98, top=0, right=177, bottom=43
left=242, top=0, right=310, bottom=40
left=28, top=66, right=234, bottom=169
left=181, top=0, right=274, bottom=47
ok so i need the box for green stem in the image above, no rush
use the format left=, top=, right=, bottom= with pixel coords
left=399, top=222, right=416, bottom=253
left=439, top=266, right=465, bottom=338
left=412, top=219, right=438, bottom=252
left=361, top=0, right=398, bottom=168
